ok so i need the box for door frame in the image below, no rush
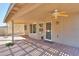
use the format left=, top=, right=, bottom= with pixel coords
left=44, top=21, right=52, bottom=42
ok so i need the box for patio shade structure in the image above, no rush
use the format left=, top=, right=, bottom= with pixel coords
left=3, top=3, right=79, bottom=47
left=4, top=3, right=79, bottom=24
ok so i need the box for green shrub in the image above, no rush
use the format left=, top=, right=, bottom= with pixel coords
left=6, top=42, right=14, bottom=47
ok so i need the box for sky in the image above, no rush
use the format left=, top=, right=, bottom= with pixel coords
left=0, top=3, right=10, bottom=26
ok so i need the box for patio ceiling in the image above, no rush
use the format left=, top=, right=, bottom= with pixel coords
left=5, top=3, right=79, bottom=24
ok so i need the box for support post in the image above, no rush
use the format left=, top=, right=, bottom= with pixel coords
left=12, top=20, right=14, bottom=44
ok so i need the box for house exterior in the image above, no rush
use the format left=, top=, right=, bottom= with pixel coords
left=4, top=3, right=79, bottom=47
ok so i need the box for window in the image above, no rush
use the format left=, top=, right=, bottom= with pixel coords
left=39, top=23, right=43, bottom=32
left=30, top=24, right=32, bottom=33
left=24, top=25, right=27, bottom=30
left=30, top=24, right=36, bottom=33
left=39, top=24, right=43, bottom=27
left=33, top=24, right=36, bottom=33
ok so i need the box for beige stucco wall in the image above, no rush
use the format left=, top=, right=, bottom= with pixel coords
left=58, top=15, right=79, bottom=47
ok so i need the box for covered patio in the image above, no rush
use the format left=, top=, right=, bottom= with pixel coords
left=4, top=3, right=79, bottom=47
left=2, top=3, right=79, bottom=56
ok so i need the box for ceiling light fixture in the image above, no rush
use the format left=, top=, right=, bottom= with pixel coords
left=51, top=9, right=69, bottom=19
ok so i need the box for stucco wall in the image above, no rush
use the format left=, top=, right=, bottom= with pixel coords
left=51, top=15, right=79, bottom=47
left=61, top=15, right=79, bottom=47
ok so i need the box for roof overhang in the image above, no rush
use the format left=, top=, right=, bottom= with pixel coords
left=3, top=3, right=15, bottom=23
left=4, top=3, right=42, bottom=23
left=4, top=3, right=79, bottom=24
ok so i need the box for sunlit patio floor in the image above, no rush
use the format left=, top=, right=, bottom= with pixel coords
left=0, top=36, right=79, bottom=56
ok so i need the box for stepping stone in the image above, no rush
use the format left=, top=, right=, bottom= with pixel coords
left=29, top=49, right=42, bottom=56
left=24, top=46, right=34, bottom=52
left=0, top=50, right=11, bottom=56
left=42, top=52, right=52, bottom=56
left=11, top=47, right=22, bottom=53
left=21, top=44, right=29, bottom=49
left=0, top=47, right=9, bottom=52
left=37, top=48, right=44, bottom=52
left=14, top=50, right=26, bottom=56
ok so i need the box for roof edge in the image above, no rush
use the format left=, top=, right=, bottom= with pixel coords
left=3, top=3, right=15, bottom=23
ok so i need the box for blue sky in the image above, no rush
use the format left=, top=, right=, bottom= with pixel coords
left=0, top=3, right=10, bottom=26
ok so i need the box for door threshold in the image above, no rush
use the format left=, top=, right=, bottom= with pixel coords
left=43, top=40, right=54, bottom=43
left=44, top=39, right=53, bottom=43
